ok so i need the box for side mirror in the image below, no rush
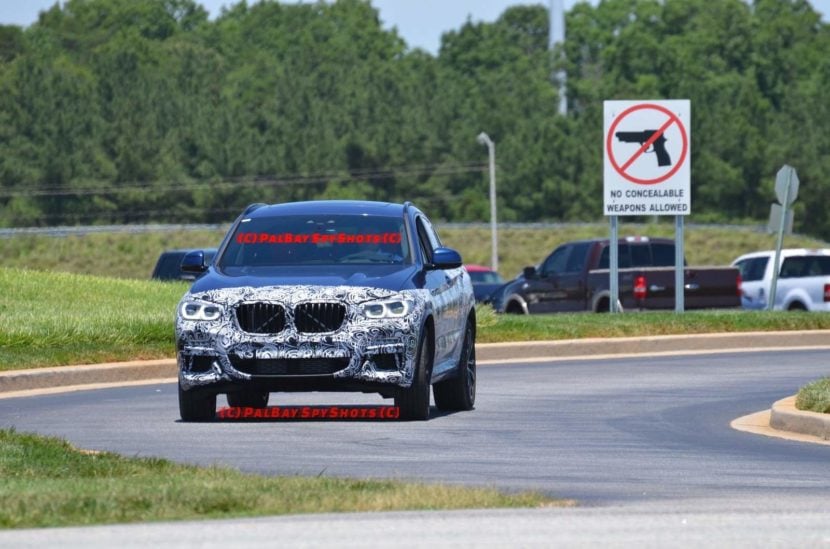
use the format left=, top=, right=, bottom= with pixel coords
left=522, top=266, right=537, bottom=279
left=181, top=250, right=208, bottom=274
left=430, top=247, right=462, bottom=270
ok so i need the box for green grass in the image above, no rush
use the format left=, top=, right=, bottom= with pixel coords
left=795, top=377, right=830, bottom=414
left=1, top=224, right=826, bottom=281
left=0, top=428, right=564, bottom=529
left=2, top=267, right=830, bottom=372
left=474, top=305, right=830, bottom=342
left=0, top=229, right=228, bottom=280
left=0, top=268, right=185, bottom=370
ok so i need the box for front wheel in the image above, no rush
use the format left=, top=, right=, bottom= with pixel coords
left=433, top=320, right=476, bottom=411
left=395, top=331, right=432, bottom=421
left=179, top=384, right=217, bottom=422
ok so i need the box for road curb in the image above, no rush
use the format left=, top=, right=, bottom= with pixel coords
left=0, top=359, right=176, bottom=394
left=1, top=330, right=829, bottom=395
left=476, top=330, right=830, bottom=361
left=769, top=395, right=830, bottom=440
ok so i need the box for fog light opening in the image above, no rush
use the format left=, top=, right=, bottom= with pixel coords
left=369, top=353, right=400, bottom=372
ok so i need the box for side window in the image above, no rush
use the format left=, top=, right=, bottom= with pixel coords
left=630, top=244, right=651, bottom=267
left=564, top=242, right=591, bottom=273
left=780, top=257, right=808, bottom=278
left=415, top=217, right=434, bottom=264
left=598, top=246, right=609, bottom=269
left=618, top=244, right=631, bottom=268
left=598, top=244, right=632, bottom=269
left=735, top=257, right=768, bottom=282
left=420, top=216, right=443, bottom=249
left=815, top=257, right=830, bottom=276
left=804, top=256, right=830, bottom=276
left=651, top=243, right=675, bottom=266
left=541, top=246, right=570, bottom=276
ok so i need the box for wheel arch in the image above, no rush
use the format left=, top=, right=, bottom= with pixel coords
left=505, top=294, right=529, bottom=314
left=782, top=288, right=812, bottom=311
left=419, top=313, right=435, bottom=368
left=591, top=291, right=623, bottom=313
left=591, top=290, right=611, bottom=313
left=787, top=299, right=808, bottom=311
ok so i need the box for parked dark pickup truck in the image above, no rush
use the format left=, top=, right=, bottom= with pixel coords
left=491, top=237, right=741, bottom=313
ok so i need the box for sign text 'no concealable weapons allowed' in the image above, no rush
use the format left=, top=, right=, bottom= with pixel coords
left=603, top=100, right=691, bottom=216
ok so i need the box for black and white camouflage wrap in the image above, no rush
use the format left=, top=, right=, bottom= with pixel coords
left=176, top=285, right=430, bottom=391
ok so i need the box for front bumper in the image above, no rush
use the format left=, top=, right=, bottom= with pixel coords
left=176, top=285, right=427, bottom=392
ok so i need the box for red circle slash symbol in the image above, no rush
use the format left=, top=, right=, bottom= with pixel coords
left=606, top=103, right=688, bottom=185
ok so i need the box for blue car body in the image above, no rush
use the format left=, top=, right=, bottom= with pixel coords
left=175, top=200, right=476, bottom=420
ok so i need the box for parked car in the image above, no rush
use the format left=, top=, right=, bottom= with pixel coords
left=152, top=248, right=217, bottom=281
left=465, top=264, right=505, bottom=303
left=175, top=200, right=477, bottom=421
left=731, top=249, right=830, bottom=311
left=491, top=236, right=741, bottom=313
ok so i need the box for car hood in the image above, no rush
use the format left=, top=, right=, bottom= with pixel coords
left=190, top=264, right=420, bottom=294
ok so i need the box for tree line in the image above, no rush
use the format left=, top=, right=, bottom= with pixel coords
left=0, top=0, right=828, bottom=239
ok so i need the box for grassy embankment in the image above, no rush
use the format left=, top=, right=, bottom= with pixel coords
left=0, top=428, right=562, bottom=529
left=2, top=224, right=827, bottom=405
left=2, top=223, right=828, bottom=281
left=0, top=268, right=186, bottom=371
left=3, top=266, right=830, bottom=372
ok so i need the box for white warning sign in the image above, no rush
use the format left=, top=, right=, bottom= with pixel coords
left=603, top=100, right=691, bottom=216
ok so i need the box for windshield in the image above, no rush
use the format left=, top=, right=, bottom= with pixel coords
left=218, top=214, right=409, bottom=267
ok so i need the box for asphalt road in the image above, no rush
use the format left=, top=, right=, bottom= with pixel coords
left=2, top=350, right=829, bottom=546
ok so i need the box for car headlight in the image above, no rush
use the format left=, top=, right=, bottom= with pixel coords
left=361, top=298, right=412, bottom=319
left=179, top=300, right=224, bottom=321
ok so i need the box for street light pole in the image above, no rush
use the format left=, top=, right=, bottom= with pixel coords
left=477, top=132, right=498, bottom=273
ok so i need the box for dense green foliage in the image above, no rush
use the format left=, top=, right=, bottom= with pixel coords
left=0, top=0, right=829, bottom=238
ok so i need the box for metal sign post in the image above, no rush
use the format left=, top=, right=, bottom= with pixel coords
left=768, top=165, right=799, bottom=311
left=675, top=215, right=684, bottom=312
left=610, top=215, right=619, bottom=312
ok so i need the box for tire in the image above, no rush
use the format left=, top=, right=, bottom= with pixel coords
left=395, top=329, right=433, bottom=421
left=227, top=390, right=269, bottom=408
left=433, top=320, right=476, bottom=412
left=788, top=302, right=807, bottom=311
left=505, top=299, right=525, bottom=314
left=178, top=384, right=216, bottom=422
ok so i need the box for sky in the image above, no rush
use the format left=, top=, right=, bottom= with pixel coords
left=1, top=0, right=828, bottom=54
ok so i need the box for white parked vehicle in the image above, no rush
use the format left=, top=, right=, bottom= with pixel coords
left=731, top=249, right=830, bottom=311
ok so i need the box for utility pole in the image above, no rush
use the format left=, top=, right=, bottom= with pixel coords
left=550, top=0, right=567, bottom=116
left=477, top=132, right=498, bottom=273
